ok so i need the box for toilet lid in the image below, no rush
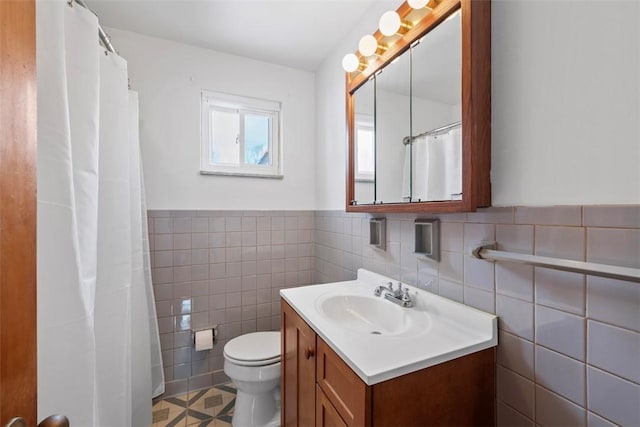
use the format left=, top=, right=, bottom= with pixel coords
left=224, top=331, right=281, bottom=366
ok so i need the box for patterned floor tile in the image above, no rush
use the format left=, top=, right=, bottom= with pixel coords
left=152, top=408, right=170, bottom=423
left=155, top=383, right=235, bottom=427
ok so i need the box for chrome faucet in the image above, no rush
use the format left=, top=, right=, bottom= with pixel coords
left=374, top=282, right=414, bottom=308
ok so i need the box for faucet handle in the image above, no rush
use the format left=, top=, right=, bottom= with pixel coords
left=401, top=287, right=411, bottom=301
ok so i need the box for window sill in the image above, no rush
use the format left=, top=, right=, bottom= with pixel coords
left=200, top=170, right=284, bottom=179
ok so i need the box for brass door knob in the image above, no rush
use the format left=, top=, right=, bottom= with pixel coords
left=5, top=418, right=26, bottom=427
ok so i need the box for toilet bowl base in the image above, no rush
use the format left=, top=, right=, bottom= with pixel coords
left=231, top=386, right=280, bottom=427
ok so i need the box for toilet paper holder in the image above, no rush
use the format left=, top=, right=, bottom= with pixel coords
left=193, top=326, right=217, bottom=350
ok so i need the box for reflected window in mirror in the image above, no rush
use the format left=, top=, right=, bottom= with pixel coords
left=353, top=75, right=376, bottom=204
left=355, top=114, right=375, bottom=182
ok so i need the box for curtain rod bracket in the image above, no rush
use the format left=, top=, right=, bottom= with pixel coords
left=471, top=242, right=496, bottom=259
left=73, top=0, right=118, bottom=55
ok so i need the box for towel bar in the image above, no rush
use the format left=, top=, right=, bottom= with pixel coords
left=472, top=243, right=640, bottom=283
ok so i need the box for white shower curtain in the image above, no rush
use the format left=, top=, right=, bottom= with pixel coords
left=36, top=1, right=164, bottom=425
left=401, top=127, right=462, bottom=201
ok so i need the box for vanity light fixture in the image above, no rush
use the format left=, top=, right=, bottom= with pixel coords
left=379, top=10, right=412, bottom=36
left=342, top=53, right=364, bottom=72
left=358, top=35, right=378, bottom=57
left=343, top=1, right=423, bottom=74
left=407, top=0, right=429, bottom=9
left=358, top=34, right=389, bottom=57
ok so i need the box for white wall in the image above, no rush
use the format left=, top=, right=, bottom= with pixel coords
left=491, top=0, right=640, bottom=206
left=316, top=2, right=393, bottom=210
left=108, top=28, right=316, bottom=210
left=316, top=0, right=640, bottom=210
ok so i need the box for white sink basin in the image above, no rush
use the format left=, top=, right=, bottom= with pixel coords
left=316, top=294, right=430, bottom=337
left=281, top=269, right=498, bottom=385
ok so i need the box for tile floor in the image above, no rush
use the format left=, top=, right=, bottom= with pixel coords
left=152, top=383, right=236, bottom=427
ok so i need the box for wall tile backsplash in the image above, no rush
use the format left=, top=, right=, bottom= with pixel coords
left=149, top=206, right=639, bottom=426
left=148, top=210, right=314, bottom=397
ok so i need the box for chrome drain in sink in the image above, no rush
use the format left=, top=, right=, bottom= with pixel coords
left=370, top=331, right=382, bottom=335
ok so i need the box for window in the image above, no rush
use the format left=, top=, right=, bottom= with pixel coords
left=355, top=114, right=374, bottom=182
left=201, top=90, right=282, bottom=177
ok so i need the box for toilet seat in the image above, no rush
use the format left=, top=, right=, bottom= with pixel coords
left=224, top=331, right=281, bottom=367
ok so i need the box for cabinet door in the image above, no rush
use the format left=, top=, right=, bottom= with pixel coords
left=316, top=338, right=371, bottom=427
left=316, top=385, right=347, bottom=427
left=282, top=300, right=316, bottom=427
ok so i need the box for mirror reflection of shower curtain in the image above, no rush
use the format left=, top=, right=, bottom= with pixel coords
left=37, top=1, right=164, bottom=425
left=402, top=127, right=462, bottom=201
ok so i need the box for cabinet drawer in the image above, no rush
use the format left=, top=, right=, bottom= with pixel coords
left=316, top=338, right=370, bottom=426
left=316, top=385, right=347, bottom=427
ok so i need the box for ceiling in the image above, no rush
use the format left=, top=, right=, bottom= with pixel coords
left=88, top=0, right=391, bottom=71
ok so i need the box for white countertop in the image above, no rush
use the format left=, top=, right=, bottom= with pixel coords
left=280, top=269, right=498, bottom=385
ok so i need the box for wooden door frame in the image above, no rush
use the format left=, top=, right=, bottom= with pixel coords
left=0, top=0, right=38, bottom=425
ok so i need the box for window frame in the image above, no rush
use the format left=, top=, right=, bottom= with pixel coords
left=200, top=90, right=282, bottom=178
left=354, top=113, right=375, bottom=182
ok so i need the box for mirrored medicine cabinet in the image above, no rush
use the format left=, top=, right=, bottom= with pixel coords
left=346, top=0, right=491, bottom=213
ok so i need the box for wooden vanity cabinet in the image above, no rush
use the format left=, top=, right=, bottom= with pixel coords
left=316, top=385, right=347, bottom=427
left=282, top=299, right=317, bottom=427
left=316, top=339, right=371, bottom=426
left=281, top=300, right=495, bottom=427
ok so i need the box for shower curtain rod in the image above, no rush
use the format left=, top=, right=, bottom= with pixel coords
left=403, top=121, right=461, bottom=145
left=72, top=0, right=117, bottom=54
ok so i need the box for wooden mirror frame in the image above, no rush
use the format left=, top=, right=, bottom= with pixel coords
left=346, top=0, right=491, bottom=213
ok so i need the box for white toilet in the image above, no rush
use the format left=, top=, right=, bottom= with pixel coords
left=223, top=331, right=281, bottom=427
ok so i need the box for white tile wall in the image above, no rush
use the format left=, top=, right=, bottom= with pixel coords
left=535, top=268, right=586, bottom=316
left=588, top=276, right=640, bottom=332
left=536, top=385, right=586, bottom=426
left=497, top=330, right=534, bottom=380
left=535, top=305, right=585, bottom=361
left=312, top=206, right=640, bottom=426
left=587, top=367, right=640, bottom=426
left=587, top=320, right=640, bottom=383
left=497, top=294, right=534, bottom=341
left=497, top=401, right=535, bottom=427
left=535, top=345, right=585, bottom=405
left=497, top=365, right=535, bottom=419
left=496, top=264, right=534, bottom=302
left=587, top=411, right=618, bottom=427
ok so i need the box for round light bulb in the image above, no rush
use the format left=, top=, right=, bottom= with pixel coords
left=342, top=53, right=359, bottom=72
left=358, top=35, right=378, bottom=57
left=379, top=11, right=401, bottom=36
left=408, top=0, right=429, bottom=9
